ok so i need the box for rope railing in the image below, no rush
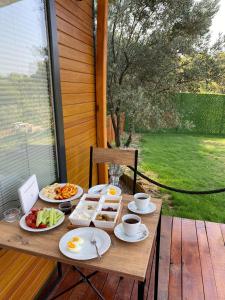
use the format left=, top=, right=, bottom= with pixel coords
left=128, top=166, right=225, bottom=195
left=106, top=142, right=225, bottom=195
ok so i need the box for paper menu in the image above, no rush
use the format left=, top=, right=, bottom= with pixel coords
left=18, top=174, right=39, bottom=214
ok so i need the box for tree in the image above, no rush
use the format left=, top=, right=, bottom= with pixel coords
left=107, top=0, right=224, bottom=147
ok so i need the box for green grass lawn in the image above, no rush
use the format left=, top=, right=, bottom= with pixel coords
left=140, top=133, right=225, bottom=223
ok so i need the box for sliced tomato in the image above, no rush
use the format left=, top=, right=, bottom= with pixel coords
left=30, top=214, right=36, bottom=222
left=26, top=218, right=36, bottom=228
left=30, top=223, right=37, bottom=228
left=38, top=223, right=47, bottom=229
left=31, top=208, right=40, bottom=213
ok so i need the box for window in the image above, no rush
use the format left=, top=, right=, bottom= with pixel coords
left=0, top=0, right=58, bottom=217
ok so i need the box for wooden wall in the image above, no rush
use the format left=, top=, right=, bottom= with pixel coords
left=55, top=0, right=98, bottom=188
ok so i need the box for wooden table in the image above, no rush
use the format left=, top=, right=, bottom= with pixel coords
left=0, top=195, right=162, bottom=300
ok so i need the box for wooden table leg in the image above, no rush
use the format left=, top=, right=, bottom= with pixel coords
left=138, top=280, right=145, bottom=300
left=154, top=212, right=162, bottom=300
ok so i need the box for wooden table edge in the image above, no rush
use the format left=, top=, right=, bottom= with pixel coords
left=0, top=242, right=147, bottom=281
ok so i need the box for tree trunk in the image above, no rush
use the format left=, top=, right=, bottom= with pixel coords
left=124, top=132, right=132, bottom=147
left=124, top=121, right=134, bottom=148
left=115, top=110, right=121, bottom=147
left=110, top=110, right=121, bottom=147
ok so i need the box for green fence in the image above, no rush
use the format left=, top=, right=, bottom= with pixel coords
left=173, top=93, right=225, bottom=135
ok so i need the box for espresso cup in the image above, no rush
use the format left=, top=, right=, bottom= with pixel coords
left=134, top=193, right=150, bottom=211
left=122, top=214, right=141, bottom=237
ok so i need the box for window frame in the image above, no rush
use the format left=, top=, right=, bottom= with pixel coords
left=45, top=0, right=67, bottom=183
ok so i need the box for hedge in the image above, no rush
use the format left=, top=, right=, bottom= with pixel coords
left=173, top=93, right=225, bottom=135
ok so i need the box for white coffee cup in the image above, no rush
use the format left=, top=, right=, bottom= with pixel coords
left=134, top=193, right=150, bottom=211
left=122, top=214, right=141, bottom=237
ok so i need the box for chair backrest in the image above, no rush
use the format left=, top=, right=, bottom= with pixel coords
left=89, top=146, right=138, bottom=194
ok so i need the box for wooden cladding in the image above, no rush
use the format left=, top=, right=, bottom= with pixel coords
left=55, top=0, right=97, bottom=188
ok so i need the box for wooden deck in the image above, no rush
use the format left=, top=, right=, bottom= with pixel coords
left=41, top=216, right=225, bottom=300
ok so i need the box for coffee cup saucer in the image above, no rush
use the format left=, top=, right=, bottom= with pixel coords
left=114, top=223, right=149, bottom=243
left=128, top=201, right=156, bottom=215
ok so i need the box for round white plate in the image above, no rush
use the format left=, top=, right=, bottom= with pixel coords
left=128, top=201, right=156, bottom=215
left=88, top=184, right=121, bottom=196
left=39, top=184, right=83, bottom=203
left=114, top=223, right=149, bottom=243
left=19, top=209, right=65, bottom=232
left=59, top=227, right=111, bottom=260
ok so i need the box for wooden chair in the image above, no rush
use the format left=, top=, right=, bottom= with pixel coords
left=89, top=146, right=138, bottom=194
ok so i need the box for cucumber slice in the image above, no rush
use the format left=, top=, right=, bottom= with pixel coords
left=36, top=210, right=43, bottom=227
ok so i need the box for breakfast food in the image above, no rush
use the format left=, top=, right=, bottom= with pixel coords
left=67, top=236, right=84, bottom=252
left=107, top=187, right=116, bottom=195
left=42, top=183, right=78, bottom=200
left=74, top=210, right=93, bottom=221
left=25, top=208, right=63, bottom=229
left=80, top=203, right=98, bottom=210
left=67, top=241, right=81, bottom=253
left=69, top=193, right=121, bottom=229
left=102, top=206, right=117, bottom=212
left=95, top=214, right=115, bottom=222
left=105, top=199, right=120, bottom=204
left=85, top=197, right=100, bottom=202
left=71, top=236, right=84, bottom=245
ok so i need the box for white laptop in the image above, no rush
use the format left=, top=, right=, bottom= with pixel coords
left=18, top=174, right=39, bottom=214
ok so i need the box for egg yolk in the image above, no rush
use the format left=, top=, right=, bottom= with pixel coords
left=67, top=241, right=76, bottom=248
left=109, top=188, right=116, bottom=195
left=72, top=236, right=80, bottom=242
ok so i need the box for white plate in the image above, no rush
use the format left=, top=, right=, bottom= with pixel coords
left=88, top=184, right=121, bottom=196
left=59, top=227, right=111, bottom=260
left=114, top=223, right=149, bottom=243
left=39, top=184, right=83, bottom=203
left=128, top=201, right=156, bottom=215
left=19, top=209, right=65, bottom=232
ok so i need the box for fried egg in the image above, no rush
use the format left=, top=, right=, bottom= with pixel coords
left=71, top=236, right=84, bottom=245
left=107, top=187, right=116, bottom=195
left=67, top=241, right=81, bottom=253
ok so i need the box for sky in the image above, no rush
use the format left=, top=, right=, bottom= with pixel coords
left=210, top=0, right=225, bottom=43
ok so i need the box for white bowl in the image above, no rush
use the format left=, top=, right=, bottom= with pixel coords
left=68, top=209, right=97, bottom=227
left=102, top=195, right=122, bottom=205
left=93, top=211, right=118, bottom=229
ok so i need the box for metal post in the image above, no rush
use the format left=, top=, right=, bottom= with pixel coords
left=57, top=262, right=62, bottom=278
left=133, top=150, right=138, bottom=195
left=138, top=280, right=145, bottom=300
left=89, top=146, right=93, bottom=188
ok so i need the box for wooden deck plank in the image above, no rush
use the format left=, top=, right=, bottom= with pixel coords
left=169, top=217, right=182, bottom=300
left=101, top=274, right=120, bottom=300
left=147, top=250, right=156, bottom=300
left=114, top=277, right=134, bottom=300
left=206, top=221, right=225, bottom=300
left=158, top=216, right=173, bottom=300
left=46, top=216, right=225, bottom=300
left=196, top=220, right=218, bottom=300
left=182, top=218, right=204, bottom=300
left=81, top=271, right=108, bottom=300
left=49, top=267, right=80, bottom=300
left=220, top=223, right=225, bottom=245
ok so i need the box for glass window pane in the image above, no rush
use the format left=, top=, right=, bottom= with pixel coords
left=0, top=0, right=58, bottom=217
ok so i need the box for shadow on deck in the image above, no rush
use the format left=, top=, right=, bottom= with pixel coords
left=41, top=216, right=225, bottom=300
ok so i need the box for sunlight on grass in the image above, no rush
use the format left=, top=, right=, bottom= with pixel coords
left=140, top=133, right=225, bottom=223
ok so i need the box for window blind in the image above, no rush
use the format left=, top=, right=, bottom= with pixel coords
left=0, top=0, right=58, bottom=217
